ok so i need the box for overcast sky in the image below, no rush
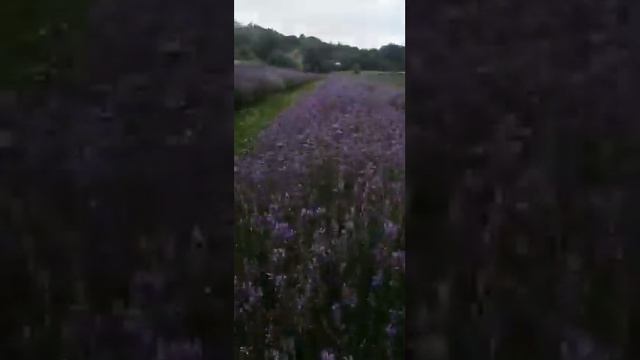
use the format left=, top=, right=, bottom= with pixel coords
left=234, top=0, right=405, bottom=49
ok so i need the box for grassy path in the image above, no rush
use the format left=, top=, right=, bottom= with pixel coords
left=234, top=80, right=322, bottom=155
left=334, top=71, right=405, bottom=88
left=361, top=71, right=405, bottom=88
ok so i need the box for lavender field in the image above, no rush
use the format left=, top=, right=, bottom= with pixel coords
left=235, top=74, right=405, bottom=358
left=234, top=64, right=322, bottom=109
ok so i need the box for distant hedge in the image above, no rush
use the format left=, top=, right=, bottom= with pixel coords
left=234, top=63, right=321, bottom=109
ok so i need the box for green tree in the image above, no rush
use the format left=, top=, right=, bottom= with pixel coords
left=302, top=46, right=323, bottom=72
left=252, top=30, right=279, bottom=60
left=232, top=21, right=405, bottom=73
left=267, top=50, right=297, bottom=69
left=235, top=46, right=255, bottom=60
left=379, top=44, right=405, bottom=71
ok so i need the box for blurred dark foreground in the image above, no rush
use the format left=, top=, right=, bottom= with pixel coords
left=407, top=1, right=640, bottom=359
left=0, top=0, right=233, bottom=358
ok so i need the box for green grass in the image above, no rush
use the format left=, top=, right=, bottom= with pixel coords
left=334, top=70, right=405, bottom=88
left=235, top=80, right=321, bottom=155
left=360, top=71, right=405, bottom=88
left=234, top=59, right=265, bottom=65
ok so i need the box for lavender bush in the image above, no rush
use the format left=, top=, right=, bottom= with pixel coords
left=235, top=75, right=405, bottom=358
left=234, top=64, right=322, bottom=108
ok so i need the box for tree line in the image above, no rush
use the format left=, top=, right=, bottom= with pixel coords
left=234, top=21, right=405, bottom=73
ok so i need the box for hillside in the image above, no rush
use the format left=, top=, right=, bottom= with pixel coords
left=234, top=20, right=405, bottom=73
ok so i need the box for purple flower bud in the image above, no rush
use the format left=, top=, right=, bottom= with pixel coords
left=391, top=251, right=405, bottom=272
left=384, top=220, right=399, bottom=240
left=274, top=274, right=286, bottom=288
left=272, top=222, right=295, bottom=242
left=321, top=349, right=336, bottom=360
left=342, top=284, right=358, bottom=307
left=332, top=303, right=342, bottom=327
left=371, top=271, right=384, bottom=289
left=385, top=323, right=398, bottom=338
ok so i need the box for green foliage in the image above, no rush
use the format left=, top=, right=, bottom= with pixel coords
left=301, top=46, right=323, bottom=73
left=379, top=44, right=405, bottom=70
left=267, top=50, right=298, bottom=69
left=233, top=20, right=404, bottom=73
left=352, top=63, right=361, bottom=74
left=363, top=71, right=405, bottom=88
left=235, top=46, right=255, bottom=60
left=253, top=30, right=279, bottom=60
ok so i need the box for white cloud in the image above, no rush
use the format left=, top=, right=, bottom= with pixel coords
left=234, top=0, right=404, bottom=49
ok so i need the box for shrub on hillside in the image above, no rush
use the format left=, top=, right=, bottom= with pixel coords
left=266, top=50, right=299, bottom=69
left=235, top=46, right=255, bottom=60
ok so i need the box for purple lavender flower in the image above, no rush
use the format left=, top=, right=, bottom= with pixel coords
left=321, top=349, right=336, bottom=360
left=342, top=284, right=358, bottom=307
left=383, top=220, right=399, bottom=240
left=274, top=274, right=286, bottom=288
left=385, top=323, right=398, bottom=338
left=332, top=303, right=342, bottom=328
left=391, top=250, right=405, bottom=272
left=272, top=221, right=295, bottom=242
left=271, top=248, right=286, bottom=263
left=371, top=270, right=384, bottom=289
left=235, top=73, right=405, bottom=355
left=235, top=63, right=320, bottom=107
left=237, top=281, right=263, bottom=312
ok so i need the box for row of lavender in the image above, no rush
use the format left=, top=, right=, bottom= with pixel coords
left=234, top=63, right=322, bottom=108
left=235, top=76, right=406, bottom=358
